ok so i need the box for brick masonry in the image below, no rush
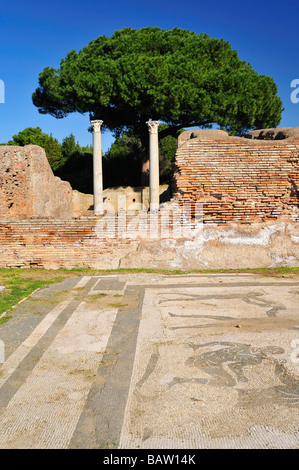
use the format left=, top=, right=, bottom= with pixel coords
left=173, top=130, right=299, bottom=224
left=0, top=217, right=138, bottom=269
left=0, top=216, right=298, bottom=269
left=0, top=145, right=73, bottom=219
left=0, top=131, right=299, bottom=269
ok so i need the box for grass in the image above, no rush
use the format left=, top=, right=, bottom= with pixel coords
left=108, top=303, right=129, bottom=308
left=56, top=266, right=299, bottom=276
left=0, top=315, right=12, bottom=325
left=89, top=293, right=107, bottom=299
left=0, top=269, right=67, bottom=317
left=0, top=266, right=298, bottom=318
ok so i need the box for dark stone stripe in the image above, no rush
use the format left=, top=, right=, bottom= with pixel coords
left=0, top=277, right=98, bottom=411
left=0, top=277, right=81, bottom=362
left=69, top=285, right=145, bottom=449
left=70, top=278, right=298, bottom=448
left=93, top=278, right=126, bottom=291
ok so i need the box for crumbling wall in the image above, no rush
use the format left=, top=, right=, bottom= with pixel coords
left=0, top=145, right=73, bottom=219
left=245, top=126, right=299, bottom=140
left=72, top=185, right=171, bottom=217
left=0, top=218, right=298, bottom=269
left=173, top=129, right=299, bottom=224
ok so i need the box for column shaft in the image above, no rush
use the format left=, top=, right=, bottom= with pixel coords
left=91, top=120, right=103, bottom=215
left=146, top=121, right=160, bottom=211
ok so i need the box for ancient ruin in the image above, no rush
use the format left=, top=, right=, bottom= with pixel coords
left=0, top=125, right=298, bottom=270
left=146, top=120, right=160, bottom=211
left=173, top=128, right=299, bottom=224
left=91, top=120, right=104, bottom=215
left=0, top=144, right=72, bottom=219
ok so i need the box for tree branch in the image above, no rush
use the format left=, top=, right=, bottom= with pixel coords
left=158, top=121, right=212, bottom=139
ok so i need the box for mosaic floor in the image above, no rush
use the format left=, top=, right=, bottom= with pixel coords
left=0, top=273, right=299, bottom=449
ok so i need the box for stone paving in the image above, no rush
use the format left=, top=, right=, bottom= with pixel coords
left=0, top=273, right=299, bottom=449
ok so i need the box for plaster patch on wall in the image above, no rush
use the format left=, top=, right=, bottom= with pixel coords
left=215, top=224, right=285, bottom=246
left=181, top=223, right=285, bottom=247
left=269, top=254, right=297, bottom=267
left=0, top=219, right=298, bottom=270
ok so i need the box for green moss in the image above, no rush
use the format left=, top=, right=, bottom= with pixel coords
left=108, top=303, right=129, bottom=308
left=0, top=314, right=12, bottom=325
left=0, top=265, right=298, bottom=321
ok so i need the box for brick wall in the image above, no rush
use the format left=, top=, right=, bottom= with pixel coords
left=0, top=216, right=298, bottom=270
left=0, top=145, right=73, bottom=219
left=0, top=217, right=138, bottom=269
left=173, top=130, right=299, bottom=224
left=0, top=129, right=298, bottom=270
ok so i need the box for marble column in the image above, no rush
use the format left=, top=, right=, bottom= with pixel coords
left=91, top=120, right=104, bottom=215
left=146, top=120, right=160, bottom=211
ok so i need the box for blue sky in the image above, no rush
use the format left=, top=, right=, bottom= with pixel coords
left=0, top=0, right=298, bottom=152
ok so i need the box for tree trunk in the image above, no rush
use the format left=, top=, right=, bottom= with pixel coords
left=141, top=158, right=149, bottom=186
left=139, top=129, right=150, bottom=187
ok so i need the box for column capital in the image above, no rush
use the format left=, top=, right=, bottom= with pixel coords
left=146, top=120, right=160, bottom=134
left=91, top=120, right=103, bottom=133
